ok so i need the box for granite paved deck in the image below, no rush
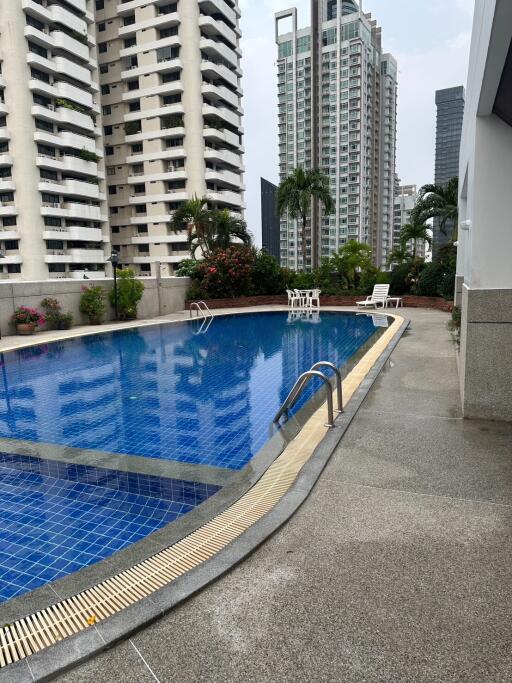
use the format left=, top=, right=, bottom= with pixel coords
left=53, top=308, right=512, bottom=682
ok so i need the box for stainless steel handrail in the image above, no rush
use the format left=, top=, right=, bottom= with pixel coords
left=189, top=300, right=213, bottom=319
left=310, top=361, right=343, bottom=413
left=274, top=370, right=335, bottom=428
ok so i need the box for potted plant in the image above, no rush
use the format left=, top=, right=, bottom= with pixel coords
left=41, top=298, right=74, bottom=330
left=109, top=268, right=144, bottom=320
left=12, top=307, right=45, bottom=335
left=79, top=285, right=106, bottom=324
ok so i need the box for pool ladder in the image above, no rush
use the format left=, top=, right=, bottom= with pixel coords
left=189, top=300, right=213, bottom=320
left=273, top=361, right=343, bottom=429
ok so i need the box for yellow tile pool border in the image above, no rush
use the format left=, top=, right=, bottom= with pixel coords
left=0, top=311, right=404, bottom=672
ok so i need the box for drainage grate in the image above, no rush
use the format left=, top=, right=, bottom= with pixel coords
left=0, top=315, right=402, bottom=669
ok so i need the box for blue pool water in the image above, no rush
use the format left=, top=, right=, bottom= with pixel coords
left=0, top=453, right=219, bottom=601
left=0, top=312, right=383, bottom=471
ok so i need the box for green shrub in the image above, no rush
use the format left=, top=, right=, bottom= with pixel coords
left=80, top=285, right=106, bottom=324
left=176, top=259, right=200, bottom=278
left=389, top=262, right=413, bottom=295
left=110, top=269, right=144, bottom=320
left=415, top=262, right=444, bottom=296
left=251, top=250, right=283, bottom=295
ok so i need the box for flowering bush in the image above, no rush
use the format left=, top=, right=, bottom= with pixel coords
left=12, top=307, right=45, bottom=326
left=191, top=246, right=256, bottom=299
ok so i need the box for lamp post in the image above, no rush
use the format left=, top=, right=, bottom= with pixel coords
left=107, top=250, right=120, bottom=320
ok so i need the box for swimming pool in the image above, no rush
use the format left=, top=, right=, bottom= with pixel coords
left=0, top=310, right=386, bottom=603
left=0, top=312, right=384, bottom=471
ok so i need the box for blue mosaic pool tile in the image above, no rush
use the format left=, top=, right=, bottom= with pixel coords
left=0, top=454, right=219, bottom=602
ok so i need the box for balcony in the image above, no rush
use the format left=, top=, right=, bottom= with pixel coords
left=0, top=155, right=13, bottom=167
left=0, top=128, right=10, bottom=142
left=55, top=81, right=93, bottom=110
left=70, top=269, right=106, bottom=279
left=45, top=248, right=105, bottom=264
left=22, top=0, right=88, bottom=36
left=205, top=168, right=242, bottom=189
left=41, top=203, right=104, bottom=221
left=118, top=11, right=179, bottom=37
left=62, top=178, right=100, bottom=200
left=0, top=180, right=16, bottom=192
left=203, top=103, right=240, bottom=130
left=198, top=0, right=237, bottom=27
left=208, top=189, right=243, bottom=208
left=204, top=147, right=242, bottom=169
left=56, top=106, right=95, bottom=133
left=199, top=15, right=238, bottom=49
left=0, top=203, right=17, bottom=217
left=121, top=58, right=182, bottom=81
left=204, top=126, right=241, bottom=149
left=0, top=228, right=21, bottom=240
left=201, top=82, right=240, bottom=110
left=51, top=30, right=90, bottom=62
left=43, top=225, right=104, bottom=242
left=200, top=38, right=239, bottom=72
left=201, top=60, right=240, bottom=92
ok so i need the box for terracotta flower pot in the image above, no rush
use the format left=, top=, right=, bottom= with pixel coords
left=16, top=323, right=36, bottom=335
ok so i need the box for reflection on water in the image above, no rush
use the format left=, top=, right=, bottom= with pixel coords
left=0, top=312, right=383, bottom=470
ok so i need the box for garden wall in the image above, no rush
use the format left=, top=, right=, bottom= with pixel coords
left=0, top=277, right=190, bottom=336
left=187, top=294, right=454, bottom=312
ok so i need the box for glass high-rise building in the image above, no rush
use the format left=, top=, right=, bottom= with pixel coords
left=433, top=86, right=465, bottom=258
left=275, top=0, right=397, bottom=270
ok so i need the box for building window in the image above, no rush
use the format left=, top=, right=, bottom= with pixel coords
left=108, top=185, right=117, bottom=195
left=98, top=22, right=106, bottom=32
left=4, top=240, right=19, bottom=250
left=95, top=0, right=104, bottom=9
left=98, top=42, right=108, bottom=54
left=100, top=64, right=109, bottom=74
left=7, top=265, right=21, bottom=274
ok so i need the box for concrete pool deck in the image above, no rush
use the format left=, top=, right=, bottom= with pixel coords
left=56, top=307, right=512, bottom=682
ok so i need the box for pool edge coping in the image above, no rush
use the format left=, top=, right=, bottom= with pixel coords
left=0, top=310, right=409, bottom=682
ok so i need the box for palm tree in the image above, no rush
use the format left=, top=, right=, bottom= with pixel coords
left=411, top=177, right=459, bottom=241
left=277, top=168, right=334, bottom=269
left=331, top=240, right=373, bottom=289
left=386, top=244, right=411, bottom=268
left=400, top=222, right=432, bottom=259
left=170, top=196, right=211, bottom=258
left=209, top=209, right=252, bottom=251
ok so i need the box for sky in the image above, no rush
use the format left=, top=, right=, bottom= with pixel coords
left=239, top=0, right=475, bottom=245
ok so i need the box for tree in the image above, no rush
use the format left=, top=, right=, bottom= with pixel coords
left=170, top=196, right=210, bottom=258
left=209, top=209, right=252, bottom=252
left=386, top=244, right=411, bottom=268
left=277, top=168, right=334, bottom=269
left=331, top=240, right=373, bottom=289
left=171, top=198, right=252, bottom=258
left=400, top=222, right=432, bottom=259
left=411, top=177, right=459, bottom=241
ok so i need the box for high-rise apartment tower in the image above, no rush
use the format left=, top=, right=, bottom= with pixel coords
left=0, top=0, right=109, bottom=281
left=97, top=0, right=244, bottom=277
left=275, top=0, right=397, bottom=270
left=433, top=86, right=464, bottom=259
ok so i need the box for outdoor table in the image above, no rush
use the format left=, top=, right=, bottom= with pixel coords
left=386, top=297, right=403, bottom=309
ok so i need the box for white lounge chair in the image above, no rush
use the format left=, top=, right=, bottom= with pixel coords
left=356, top=284, right=390, bottom=309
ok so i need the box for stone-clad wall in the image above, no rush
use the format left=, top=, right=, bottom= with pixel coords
left=0, top=277, right=190, bottom=336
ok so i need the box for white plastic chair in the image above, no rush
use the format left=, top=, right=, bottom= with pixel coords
left=286, top=289, right=301, bottom=309
left=308, top=288, right=321, bottom=309
left=356, top=284, right=390, bottom=309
